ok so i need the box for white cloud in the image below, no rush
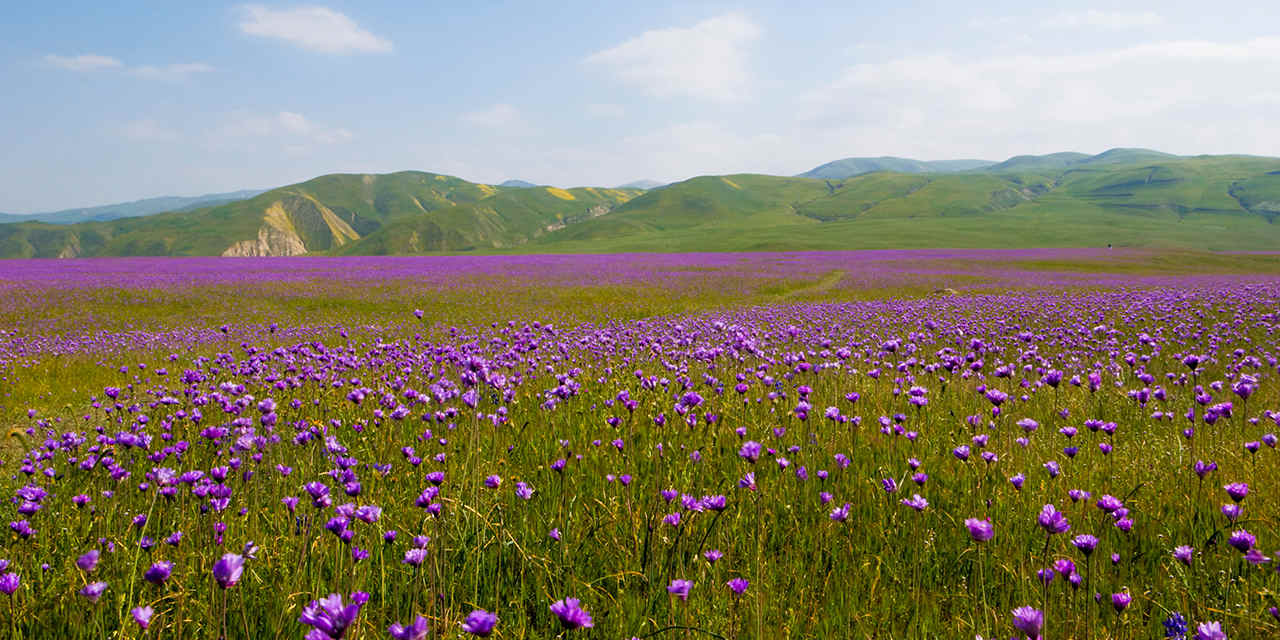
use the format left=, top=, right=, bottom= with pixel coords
left=796, top=37, right=1280, bottom=159
left=585, top=12, right=760, bottom=101
left=239, top=5, right=392, bottom=54
left=459, top=104, right=524, bottom=129
left=1046, top=10, right=1163, bottom=29
left=211, top=111, right=353, bottom=145
left=614, top=122, right=796, bottom=181
left=971, top=10, right=1163, bottom=31
left=44, top=54, right=123, bottom=71
left=45, top=54, right=214, bottom=80
left=130, top=63, right=217, bottom=81
left=585, top=103, right=626, bottom=118
left=119, top=119, right=182, bottom=142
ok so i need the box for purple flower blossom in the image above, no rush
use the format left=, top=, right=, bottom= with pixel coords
left=1223, top=482, right=1249, bottom=503
left=460, top=609, right=497, bottom=637
left=131, top=605, right=154, bottom=629
left=965, top=518, right=994, bottom=542
left=0, top=573, right=19, bottom=595
left=77, top=549, right=101, bottom=572
left=1072, top=534, right=1099, bottom=556
left=1228, top=529, right=1255, bottom=552
left=299, top=592, right=364, bottom=639
left=143, top=560, right=173, bottom=585
left=79, top=581, right=108, bottom=603
left=900, top=494, right=928, bottom=511
left=213, top=553, right=245, bottom=588
left=549, top=598, right=593, bottom=630
left=1011, top=606, right=1043, bottom=638
left=829, top=503, right=852, bottom=522
left=1195, top=621, right=1226, bottom=640
left=1111, top=591, right=1132, bottom=613
left=1173, top=545, right=1195, bottom=566
left=1037, top=504, right=1070, bottom=535
left=666, top=579, right=693, bottom=601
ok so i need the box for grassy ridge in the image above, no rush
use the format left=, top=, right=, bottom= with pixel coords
left=0, top=174, right=639, bottom=257
left=4, top=152, right=1280, bottom=257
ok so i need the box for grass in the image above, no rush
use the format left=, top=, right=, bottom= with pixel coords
left=0, top=252, right=1278, bottom=638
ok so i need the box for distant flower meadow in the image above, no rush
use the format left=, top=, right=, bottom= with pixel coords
left=1, top=251, right=1279, bottom=638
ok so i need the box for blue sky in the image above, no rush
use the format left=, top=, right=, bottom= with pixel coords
left=2, top=1, right=1279, bottom=212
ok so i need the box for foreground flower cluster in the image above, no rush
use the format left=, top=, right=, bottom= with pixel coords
left=2, top=269, right=1279, bottom=638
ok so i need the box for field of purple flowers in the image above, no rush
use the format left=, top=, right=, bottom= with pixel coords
left=1, top=250, right=1279, bottom=639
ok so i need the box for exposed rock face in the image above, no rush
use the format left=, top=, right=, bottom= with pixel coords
left=221, top=203, right=308, bottom=256
left=57, top=236, right=81, bottom=259
left=221, top=225, right=307, bottom=257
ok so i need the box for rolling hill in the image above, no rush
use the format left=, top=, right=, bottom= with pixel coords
left=797, top=157, right=995, bottom=179
left=528, top=150, right=1280, bottom=253
left=3, top=149, right=1280, bottom=258
left=0, top=173, right=640, bottom=258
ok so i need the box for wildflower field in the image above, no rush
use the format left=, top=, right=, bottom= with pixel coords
left=2, top=249, right=1279, bottom=639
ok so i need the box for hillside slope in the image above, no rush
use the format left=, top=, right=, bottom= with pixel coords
left=529, top=152, right=1280, bottom=253
left=4, top=150, right=1280, bottom=257
left=798, top=157, right=994, bottom=179
left=0, top=173, right=639, bottom=258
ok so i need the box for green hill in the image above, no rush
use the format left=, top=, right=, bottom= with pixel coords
left=0, top=173, right=640, bottom=258
left=4, top=150, right=1280, bottom=257
left=797, top=157, right=994, bottom=179
left=528, top=153, right=1280, bottom=253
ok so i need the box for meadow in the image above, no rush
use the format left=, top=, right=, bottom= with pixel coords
left=2, top=249, right=1279, bottom=639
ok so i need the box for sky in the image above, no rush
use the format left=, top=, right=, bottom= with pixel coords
left=2, top=0, right=1279, bottom=213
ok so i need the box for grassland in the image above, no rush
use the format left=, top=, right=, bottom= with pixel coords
left=1, top=251, right=1278, bottom=639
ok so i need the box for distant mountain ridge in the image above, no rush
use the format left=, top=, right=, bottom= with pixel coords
left=798, top=157, right=995, bottom=180
left=3, top=148, right=1280, bottom=257
left=617, top=179, right=664, bottom=190
left=0, top=189, right=265, bottom=224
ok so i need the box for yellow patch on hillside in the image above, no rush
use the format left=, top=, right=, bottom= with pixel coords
left=298, top=193, right=361, bottom=246
left=477, top=183, right=497, bottom=197
left=585, top=187, right=600, bottom=198
left=433, top=175, right=446, bottom=181
left=602, top=189, right=635, bottom=201
left=411, top=197, right=427, bottom=213
left=362, top=175, right=375, bottom=185
left=263, top=202, right=299, bottom=236
left=546, top=187, right=576, bottom=201
left=721, top=177, right=742, bottom=190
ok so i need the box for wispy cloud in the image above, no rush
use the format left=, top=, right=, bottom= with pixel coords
left=118, top=119, right=182, bottom=142
left=459, top=104, right=524, bottom=129
left=239, top=5, right=392, bottom=54
left=1046, top=10, right=1163, bottom=29
left=585, top=12, right=761, bottom=101
left=971, top=10, right=1164, bottom=31
left=585, top=103, right=626, bottom=118
left=43, top=54, right=123, bottom=71
left=45, top=54, right=214, bottom=80
left=796, top=37, right=1280, bottom=158
left=130, top=63, right=217, bottom=81
left=211, top=111, right=353, bottom=146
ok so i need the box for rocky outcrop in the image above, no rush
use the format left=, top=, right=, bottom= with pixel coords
left=221, top=202, right=308, bottom=256
left=221, top=225, right=307, bottom=256
left=56, top=235, right=81, bottom=259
